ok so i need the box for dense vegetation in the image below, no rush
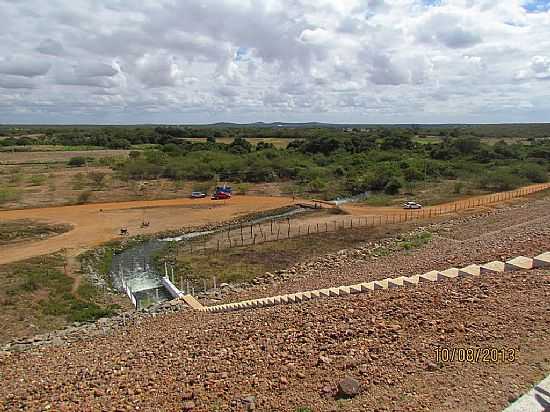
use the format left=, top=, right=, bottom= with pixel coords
left=1, top=124, right=548, bottom=199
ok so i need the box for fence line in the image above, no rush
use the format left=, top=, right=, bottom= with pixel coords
left=178, top=183, right=550, bottom=254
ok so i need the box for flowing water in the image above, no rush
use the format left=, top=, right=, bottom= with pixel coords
left=109, top=206, right=309, bottom=308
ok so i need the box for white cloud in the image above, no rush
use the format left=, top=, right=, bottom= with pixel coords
left=0, top=56, right=51, bottom=77
left=0, top=0, right=548, bottom=123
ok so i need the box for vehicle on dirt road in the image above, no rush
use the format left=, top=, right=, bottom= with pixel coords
left=211, top=185, right=232, bottom=200
left=211, top=191, right=231, bottom=200
left=403, top=201, right=422, bottom=209
left=191, top=192, right=207, bottom=199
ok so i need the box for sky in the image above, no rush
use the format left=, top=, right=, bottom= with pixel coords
left=0, top=0, right=549, bottom=124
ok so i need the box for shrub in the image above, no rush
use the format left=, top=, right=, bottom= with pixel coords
left=87, top=171, right=107, bottom=188
left=384, top=178, right=402, bottom=195
left=72, top=173, right=86, bottom=190
left=68, top=156, right=86, bottom=167
left=453, top=181, right=465, bottom=194
left=516, top=163, right=547, bottom=183
left=0, top=187, right=20, bottom=204
left=478, top=170, right=525, bottom=191
left=77, top=190, right=93, bottom=204
left=8, top=172, right=22, bottom=184
left=234, top=183, right=251, bottom=195
left=29, top=175, right=47, bottom=186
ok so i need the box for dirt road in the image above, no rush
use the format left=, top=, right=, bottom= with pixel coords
left=1, top=183, right=548, bottom=265
left=0, top=196, right=296, bottom=265
left=195, top=183, right=550, bottom=251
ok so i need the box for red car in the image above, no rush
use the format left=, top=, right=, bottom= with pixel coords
left=211, top=191, right=231, bottom=200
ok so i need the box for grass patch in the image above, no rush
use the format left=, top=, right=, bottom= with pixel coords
left=28, top=174, right=47, bottom=186
left=0, top=187, right=20, bottom=205
left=397, top=231, right=432, bottom=250
left=0, top=254, right=117, bottom=343
left=364, top=193, right=394, bottom=206
left=0, top=220, right=71, bottom=245
left=160, top=221, right=422, bottom=285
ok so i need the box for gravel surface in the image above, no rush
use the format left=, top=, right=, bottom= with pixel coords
left=0, top=269, right=548, bottom=411
left=0, top=195, right=548, bottom=411
left=222, top=196, right=550, bottom=303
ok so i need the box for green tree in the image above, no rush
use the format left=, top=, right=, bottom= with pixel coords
left=384, top=178, right=402, bottom=195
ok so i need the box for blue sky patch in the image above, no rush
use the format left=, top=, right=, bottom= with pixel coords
left=522, top=0, right=550, bottom=13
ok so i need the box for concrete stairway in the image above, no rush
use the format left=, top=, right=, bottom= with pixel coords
left=198, top=251, right=550, bottom=313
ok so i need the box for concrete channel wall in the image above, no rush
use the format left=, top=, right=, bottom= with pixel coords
left=161, top=277, right=185, bottom=299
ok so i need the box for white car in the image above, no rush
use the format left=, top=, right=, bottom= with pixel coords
left=403, top=201, right=422, bottom=209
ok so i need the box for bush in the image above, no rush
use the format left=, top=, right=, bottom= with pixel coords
left=453, top=181, right=465, bottom=194
left=515, top=164, right=547, bottom=183
left=384, top=178, right=402, bottom=195
left=0, top=187, right=20, bottom=204
left=234, top=183, right=251, bottom=195
left=87, top=171, right=107, bottom=188
left=77, top=190, right=93, bottom=204
left=478, top=171, right=525, bottom=191
left=68, top=156, right=86, bottom=167
left=29, top=175, right=47, bottom=186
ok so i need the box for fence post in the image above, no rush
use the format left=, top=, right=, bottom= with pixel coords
left=308, top=225, right=310, bottom=235
left=271, top=220, right=273, bottom=234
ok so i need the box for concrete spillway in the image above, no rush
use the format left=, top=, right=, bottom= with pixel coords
left=110, top=240, right=172, bottom=309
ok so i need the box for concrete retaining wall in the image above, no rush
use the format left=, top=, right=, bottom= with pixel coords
left=161, top=277, right=185, bottom=299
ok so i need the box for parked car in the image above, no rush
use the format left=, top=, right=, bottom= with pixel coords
left=403, top=201, right=422, bottom=209
left=191, top=192, right=207, bottom=199
left=211, top=191, right=231, bottom=200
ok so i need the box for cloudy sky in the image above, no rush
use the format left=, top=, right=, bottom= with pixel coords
left=0, top=0, right=549, bottom=124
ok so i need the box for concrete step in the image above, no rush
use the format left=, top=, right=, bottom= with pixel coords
left=505, top=256, right=534, bottom=271
left=440, top=268, right=459, bottom=279
left=402, top=276, right=420, bottom=286
left=319, top=289, right=331, bottom=297
left=374, top=279, right=390, bottom=289
left=420, top=271, right=441, bottom=282
left=458, top=264, right=480, bottom=277
left=338, top=286, right=352, bottom=295
left=480, top=261, right=505, bottom=275
left=182, top=295, right=204, bottom=310
left=328, top=288, right=341, bottom=297
left=533, top=252, right=550, bottom=268
left=202, top=251, right=544, bottom=314
left=388, top=277, right=405, bottom=288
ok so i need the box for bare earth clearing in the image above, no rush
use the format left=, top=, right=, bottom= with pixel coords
left=0, top=184, right=547, bottom=267
left=0, top=196, right=297, bottom=265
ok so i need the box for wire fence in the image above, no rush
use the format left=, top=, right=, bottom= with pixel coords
left=175, top=183, right=550, bottom=255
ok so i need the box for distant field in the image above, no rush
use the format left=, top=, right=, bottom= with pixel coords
left=0, top=145, right=107, bottom=153
left=180, top=137, right=296, bottom=148
left=414, top=135, right=534, bottom=145
left=0, top=149, right=130, bottom=164
left=0, top=133, right=45, bottom=141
